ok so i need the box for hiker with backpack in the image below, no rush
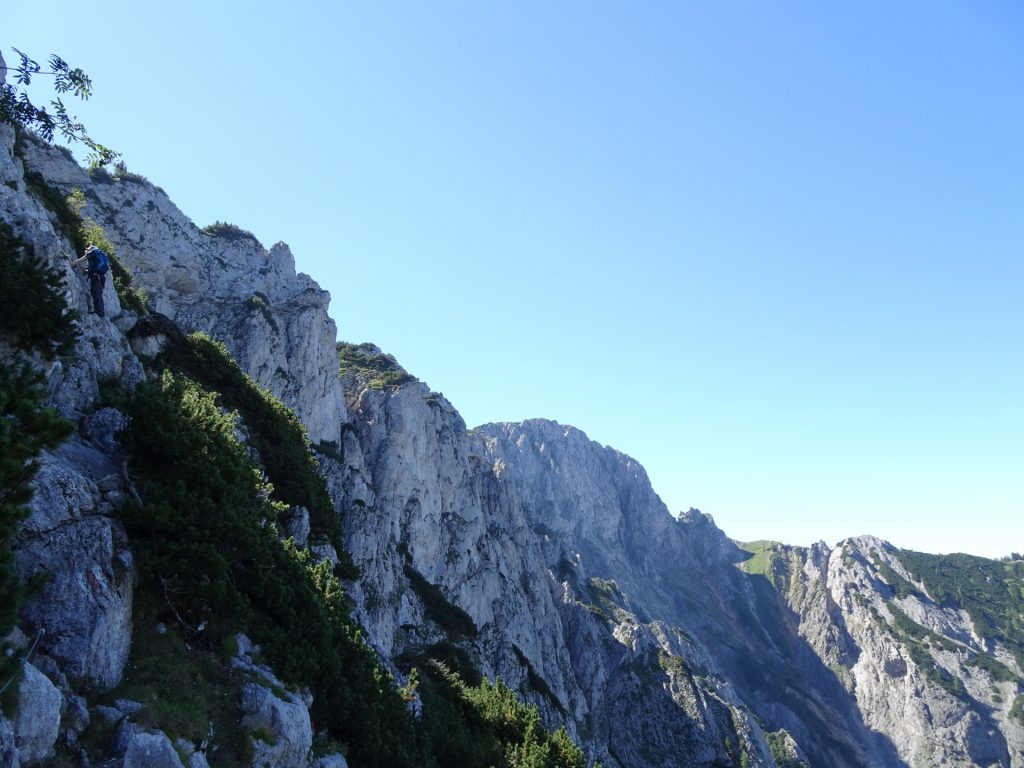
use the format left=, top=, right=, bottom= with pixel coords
left=71, top=244, right=110, bottom=317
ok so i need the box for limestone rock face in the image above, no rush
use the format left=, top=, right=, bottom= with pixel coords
left=16, top=137, right=346, bottom=445
left=772, top=536, right=1024, bottom=768
left=122, top=731, right=185, bottom=768
left=332, top=371, right=783, bottom=766
left=12, top=663, right=62, bottom=766
left=14, top=440, right=134, bottom=693
left=240, top=683, right=313, bottom=768
left=335, top=372, right=580, bottom=705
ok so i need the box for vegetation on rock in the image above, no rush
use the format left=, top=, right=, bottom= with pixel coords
left=338, top=341, right=416, bottom=389
left=157, top=331, right=347, bottom=562
left=0, top=222, right=76, bottom=712
left=895, top=549, right=1024, bottom=669
left=0, top=220, right=79, bottom=357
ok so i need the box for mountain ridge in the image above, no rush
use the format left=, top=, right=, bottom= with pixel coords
left=2, top=103, right=1023, bottom=767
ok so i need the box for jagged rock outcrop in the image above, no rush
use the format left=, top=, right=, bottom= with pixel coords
left=757, top=536, right=1024, bottom=767
left=241, top=683, right=314, bottom=768
left=333, top=366, right=580, bottom=718
left=15, top=137, right=346, bottom=445
left=14, top=439, right=134, bottom=693
left=332, top=367, right=787, bottom=766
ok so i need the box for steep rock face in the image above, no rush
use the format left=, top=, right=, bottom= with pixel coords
left=1, top=121, right=351, bottom=767
left=1, top=121, right=139, bottom=761
left=333, top=369, right=783, bottom=766
left=477, top=420, right=911, bottom=768
left=14, top=439, right=134, bottom=693
left=333, top=367, right=580, bottom=720
left=764, top=537, right=1024, bottom=767
left=16, top=137, right=345, bottom=445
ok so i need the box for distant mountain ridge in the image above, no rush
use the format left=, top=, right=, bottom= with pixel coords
left=2, top=106, right=1023, bottom=767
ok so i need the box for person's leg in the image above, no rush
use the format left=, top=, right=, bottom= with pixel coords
left=90, top=273, right=106, bottom=317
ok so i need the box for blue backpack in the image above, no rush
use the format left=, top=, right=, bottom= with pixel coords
left=88, top=247, right=110, bottom=275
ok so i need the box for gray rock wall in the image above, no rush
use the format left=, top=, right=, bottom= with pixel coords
left=15, top=137, right=346, bottom=445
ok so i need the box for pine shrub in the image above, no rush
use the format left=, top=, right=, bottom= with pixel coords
left=0, top=221, right=79, bottom=358
left=156, top=332, right=347, bottom=559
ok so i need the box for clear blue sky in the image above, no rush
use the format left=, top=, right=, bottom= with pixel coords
left=8, top=2, right=1023, bottom=557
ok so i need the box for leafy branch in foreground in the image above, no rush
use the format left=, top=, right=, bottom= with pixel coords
left=1, top=47, right=118, bottom=166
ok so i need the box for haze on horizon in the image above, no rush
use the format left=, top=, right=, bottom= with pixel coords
left=7, top=2, right=1023, bottom=559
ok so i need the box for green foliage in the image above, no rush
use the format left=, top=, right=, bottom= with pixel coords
left=97, top=609, right=249, bottom=766
left=0, top=223, right=75, bottom=713
left=404, top=563, right=479, bottom=639
left=1, top=48, right=118, bottom=166
left=883, top=604, right=968, bottom=699
left=0, top=221, right=79, bottom=357
left=1011, top=695, right=1024, bottom=725
left=415, top=661, right=587, bottom=768
left=157, top=332, right=345, bottom=557
left=739, top=540, right=792, bottom=593
left=869, top=551, right=921, bottom=600
left=202, top=221, right=261, bottom=244
left=337, top=342, right=416, bottom=389
left=398, top=641, right=483, bottom=688
left=247, top=292, right=279, bottom=332
left=584, top=577, right=631, bottom=623
left=656, top=651, right=689, bottom=678
left=765, top=730, right=807, bottom=768
left=0, top=362, right=75, bottom=623
left=896, top=549, right=1024, bottom=668
left=18, top=169, right=146, bottom=316
left=119, top=348, right=591, bottom=767
left=121, top=370, right=418, bottom=765
left=964, top=651, right=1019, bottom=683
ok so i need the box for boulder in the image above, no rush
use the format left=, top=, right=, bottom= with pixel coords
left=240, top=682, right=312, bottom=768
left=12, top=662, right=62, bottom=765
left=123, top=731, right=185, bottom=768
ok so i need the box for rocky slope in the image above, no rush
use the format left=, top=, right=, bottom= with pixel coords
left=2, top=93, right=1023, bottom=765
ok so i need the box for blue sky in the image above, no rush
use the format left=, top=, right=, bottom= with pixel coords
left=7, top=2, right=1023, bottom=557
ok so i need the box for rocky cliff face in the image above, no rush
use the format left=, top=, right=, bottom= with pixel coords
left=17, top=136, right=345, bottom=446
left=1, top=118, right=347, bottom=767
left=4, top=108, right=1023, bottom=767
left=751, top=537, right=1024, bottom=767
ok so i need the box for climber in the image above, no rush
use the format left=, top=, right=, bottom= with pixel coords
left=70, top=244, right=110, bottom=317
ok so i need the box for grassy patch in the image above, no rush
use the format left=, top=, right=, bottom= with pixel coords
left=1011, top=695, right=1024, bottom=725
left=964, top=651, right=1020, bottom=683
left=766, top=730, right=807, bottom=768
left=98, top=614, right=249, bottom=765
left=739, top=540, right=791, bottom=593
